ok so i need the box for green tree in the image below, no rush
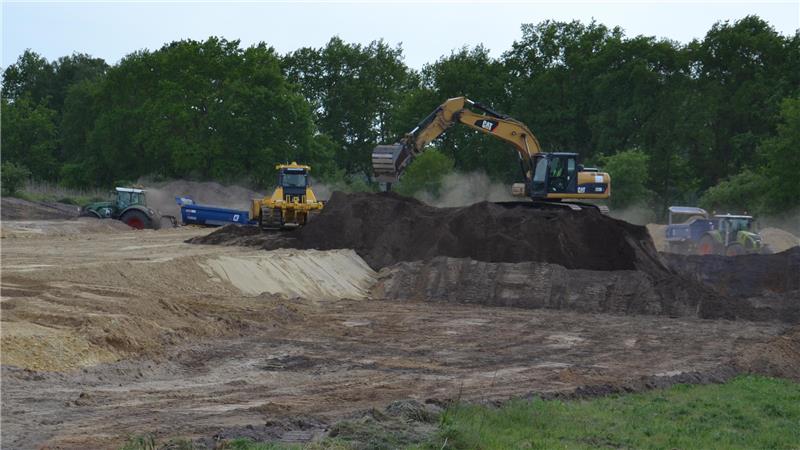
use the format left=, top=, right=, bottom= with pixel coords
left=80, top=38, right=317, bottom=187
left=600, top=149, right=652, bottom=209
left=699, top=170, right=769, bottom=214
left=0, top=97, right=60, bottom=180
left=689, top=16, right=798, bottom=188
left=699, top=96, right=800, bottom=215
left=758, top=96, right=800, bottom=213
left=1, top=50, right=54, bottom=104
left=413, top=46, right=518, bottom=182
left=1, top=162, right=31, bottom=196
left=396, top=150, right=454, bottom=197
left=284, top=37, right=416, bottom=178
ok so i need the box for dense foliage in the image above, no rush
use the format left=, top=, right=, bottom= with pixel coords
left=2, top=16, right=798, bottom=216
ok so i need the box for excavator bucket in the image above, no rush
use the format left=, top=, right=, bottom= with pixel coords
left=372, top=143, right=411, bottom=184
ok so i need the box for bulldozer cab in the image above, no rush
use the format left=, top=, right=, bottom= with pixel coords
left=115, top=187, right=146, bottom=210
left=530, top=153, right=579, bottom=197
left=276, top=163, right=310, bottom=198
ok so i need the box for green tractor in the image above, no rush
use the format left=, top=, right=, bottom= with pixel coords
left=80, top=187, right=168, bottom=230
left=698, top=214, right=770, bottom=256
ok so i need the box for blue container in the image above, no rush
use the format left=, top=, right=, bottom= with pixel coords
left=176, top=196, right=256, bottom=227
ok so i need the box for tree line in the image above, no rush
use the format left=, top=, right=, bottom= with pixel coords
left=2, top=16, right=798, bottom=216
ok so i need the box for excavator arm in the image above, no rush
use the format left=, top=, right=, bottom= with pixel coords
left=372, top=97, right=542, bottom=184
left=373, top=96, right=611, bottom=204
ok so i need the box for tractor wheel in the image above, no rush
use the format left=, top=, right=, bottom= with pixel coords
left=725, top=243, right=745, bottom=257
left=697, top=235, right=719, bottom=256
left=120, top=209, right=152, bottom=230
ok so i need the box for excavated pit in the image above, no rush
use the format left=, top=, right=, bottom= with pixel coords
left=662, top=247, right=800, bottom=297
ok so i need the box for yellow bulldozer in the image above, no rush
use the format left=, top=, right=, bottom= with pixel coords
left=249, top=162, right=324, bottom=230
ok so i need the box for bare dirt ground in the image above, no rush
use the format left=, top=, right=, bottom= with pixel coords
left=1, top=197, right=81, bottom=221
left=0, top=219, right=796, bottom=449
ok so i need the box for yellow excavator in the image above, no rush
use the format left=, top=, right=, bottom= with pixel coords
left=372, top=97, right=611, bottom=210
left=249, top=162, right=324, bottom=230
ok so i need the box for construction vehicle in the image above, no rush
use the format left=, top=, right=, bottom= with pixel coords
left=176, top=196, right=256, bottom=227
left=249, top=162, right=324, bottom=230
left=665, top=206, right=717, bottom=254
left=702, top=214, right=769, bottom=256
left=665, top=206, right=769, bottom=256
left=81, top=187, right=174, bottom=229
left=372, top=97, right=610, bottom=209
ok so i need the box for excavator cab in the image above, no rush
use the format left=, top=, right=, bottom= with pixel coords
left=530, top=153, right=579, bottom=198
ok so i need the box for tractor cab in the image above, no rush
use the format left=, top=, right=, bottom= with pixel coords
left=276, top=162, right=310, bottom=199
left=115, top=187, right=147, bottom=210
left=714, top=214, right=760, bottom=248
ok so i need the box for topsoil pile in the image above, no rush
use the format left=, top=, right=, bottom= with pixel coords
left=295, top=192, right=668, bottom=275
left=197, top=192, right=669, bottom=275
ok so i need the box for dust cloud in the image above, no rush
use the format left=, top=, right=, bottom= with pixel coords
left=140, top=180, right=264, bottom=217
left=608, top=203, right=657, bottom=225
left=415, top=172, right=514, bottom=207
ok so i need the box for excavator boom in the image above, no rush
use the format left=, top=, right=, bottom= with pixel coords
left=372, top=97, right=610, bottom=204
left=372, top=97, right=542, bottom=184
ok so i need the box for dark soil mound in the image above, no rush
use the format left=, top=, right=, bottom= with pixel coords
left=662, top=247, right=800, bottom=297
left=291, top=191, right=668, bottom=275
left=374, top=257, right=798, bottom=323
left=298, top=192, right=665, bottom=272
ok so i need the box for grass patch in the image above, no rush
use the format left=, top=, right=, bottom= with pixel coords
left=119, top=376, right=799, bottom=450
left=421, top=375, right=800, bottom=450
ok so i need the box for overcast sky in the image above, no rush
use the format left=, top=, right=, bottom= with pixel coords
left=3, top=1, right=799, bottom=70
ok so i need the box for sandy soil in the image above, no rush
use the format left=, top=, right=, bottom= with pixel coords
left=1, top=197, right=81, bottom=220
left=0, top=222, right=794, bottom=449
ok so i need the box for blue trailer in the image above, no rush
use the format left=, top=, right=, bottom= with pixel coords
left=664, top=206, right=715, bottom=254
left=175, top=196, right=256, bottom=227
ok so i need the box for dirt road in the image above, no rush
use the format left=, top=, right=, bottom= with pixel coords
left=0, top=221, right=793, bottom=449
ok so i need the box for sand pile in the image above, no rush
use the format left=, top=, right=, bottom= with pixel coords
left=1, top=218, right=132, bottom=238
left=760, top=227, right=800, bottom=253
left=646, top=224, right=667, bottom=252
left=202, top=249, right=376, bottom=299
left=1, top=197, right=80, bottom=220
left=1, top=247, right=374, bottom=371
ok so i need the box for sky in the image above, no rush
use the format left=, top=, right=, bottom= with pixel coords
left=2, top=1, right=799, bottom=70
